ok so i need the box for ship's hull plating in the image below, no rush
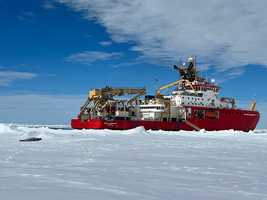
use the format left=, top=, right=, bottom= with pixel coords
left=71, top=107, right=260, bottom=132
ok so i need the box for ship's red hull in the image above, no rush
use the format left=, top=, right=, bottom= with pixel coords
left=71, top=107, right=260, bottom=132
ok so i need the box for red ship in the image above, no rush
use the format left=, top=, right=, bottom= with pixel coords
left=71, top=57, right=260, bottom=131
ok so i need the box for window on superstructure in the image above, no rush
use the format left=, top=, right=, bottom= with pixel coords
left=194, top=110, right=205, bottom=119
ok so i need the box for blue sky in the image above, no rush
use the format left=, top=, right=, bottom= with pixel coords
left=0, top=0, right=267, bottom=127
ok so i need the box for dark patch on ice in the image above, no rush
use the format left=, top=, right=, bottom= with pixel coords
left=19, top=137, right=42, bottom=142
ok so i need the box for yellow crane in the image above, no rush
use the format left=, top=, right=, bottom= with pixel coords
left=156, top=79, right=195, bottom=97
left=89, top=87, right=146, bottom=99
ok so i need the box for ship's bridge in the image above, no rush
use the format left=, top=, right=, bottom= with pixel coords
left=177, top=81, right=220, bottom=94
left=172, top=87, right=228, bottom=108
left=191, top=82, right=220, bottom=93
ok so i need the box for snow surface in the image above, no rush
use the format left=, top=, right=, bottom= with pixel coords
left=0, top=123, right=267, bottom=200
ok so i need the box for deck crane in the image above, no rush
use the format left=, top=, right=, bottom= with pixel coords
left=79, top=87, right=146, bottom=121
left=156, top=79, right=195, bottom=97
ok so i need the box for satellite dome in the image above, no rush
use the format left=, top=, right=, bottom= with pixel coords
left=188, top=57, right=194, bottom=62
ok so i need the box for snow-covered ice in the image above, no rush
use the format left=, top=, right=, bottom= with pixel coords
left=0, top=123, right=267, bottom=200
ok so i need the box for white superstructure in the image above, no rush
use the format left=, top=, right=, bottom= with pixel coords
left=139, top=104, right=165, bottom=120
left=171, top=81, right=230, bottom=108
left=137, top=56, right=238, bottom=121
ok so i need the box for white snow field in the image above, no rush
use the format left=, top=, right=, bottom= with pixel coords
left=0, top=124, right=267, bottom=200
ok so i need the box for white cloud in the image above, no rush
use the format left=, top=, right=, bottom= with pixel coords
left=99, top=41, right=112, bottom=47
left=0, top=71, right=37, bottom=86
left=57, top=0, right=267, bottom=73
left=0, top=94, right=84, bottom=124
left=43, top=0, right=56, bottom=10
left=17, top=11, right=35, bottom=22
left=66, top=51, right=122, bottom=65
left=111, top=60, right=147, bottom=69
